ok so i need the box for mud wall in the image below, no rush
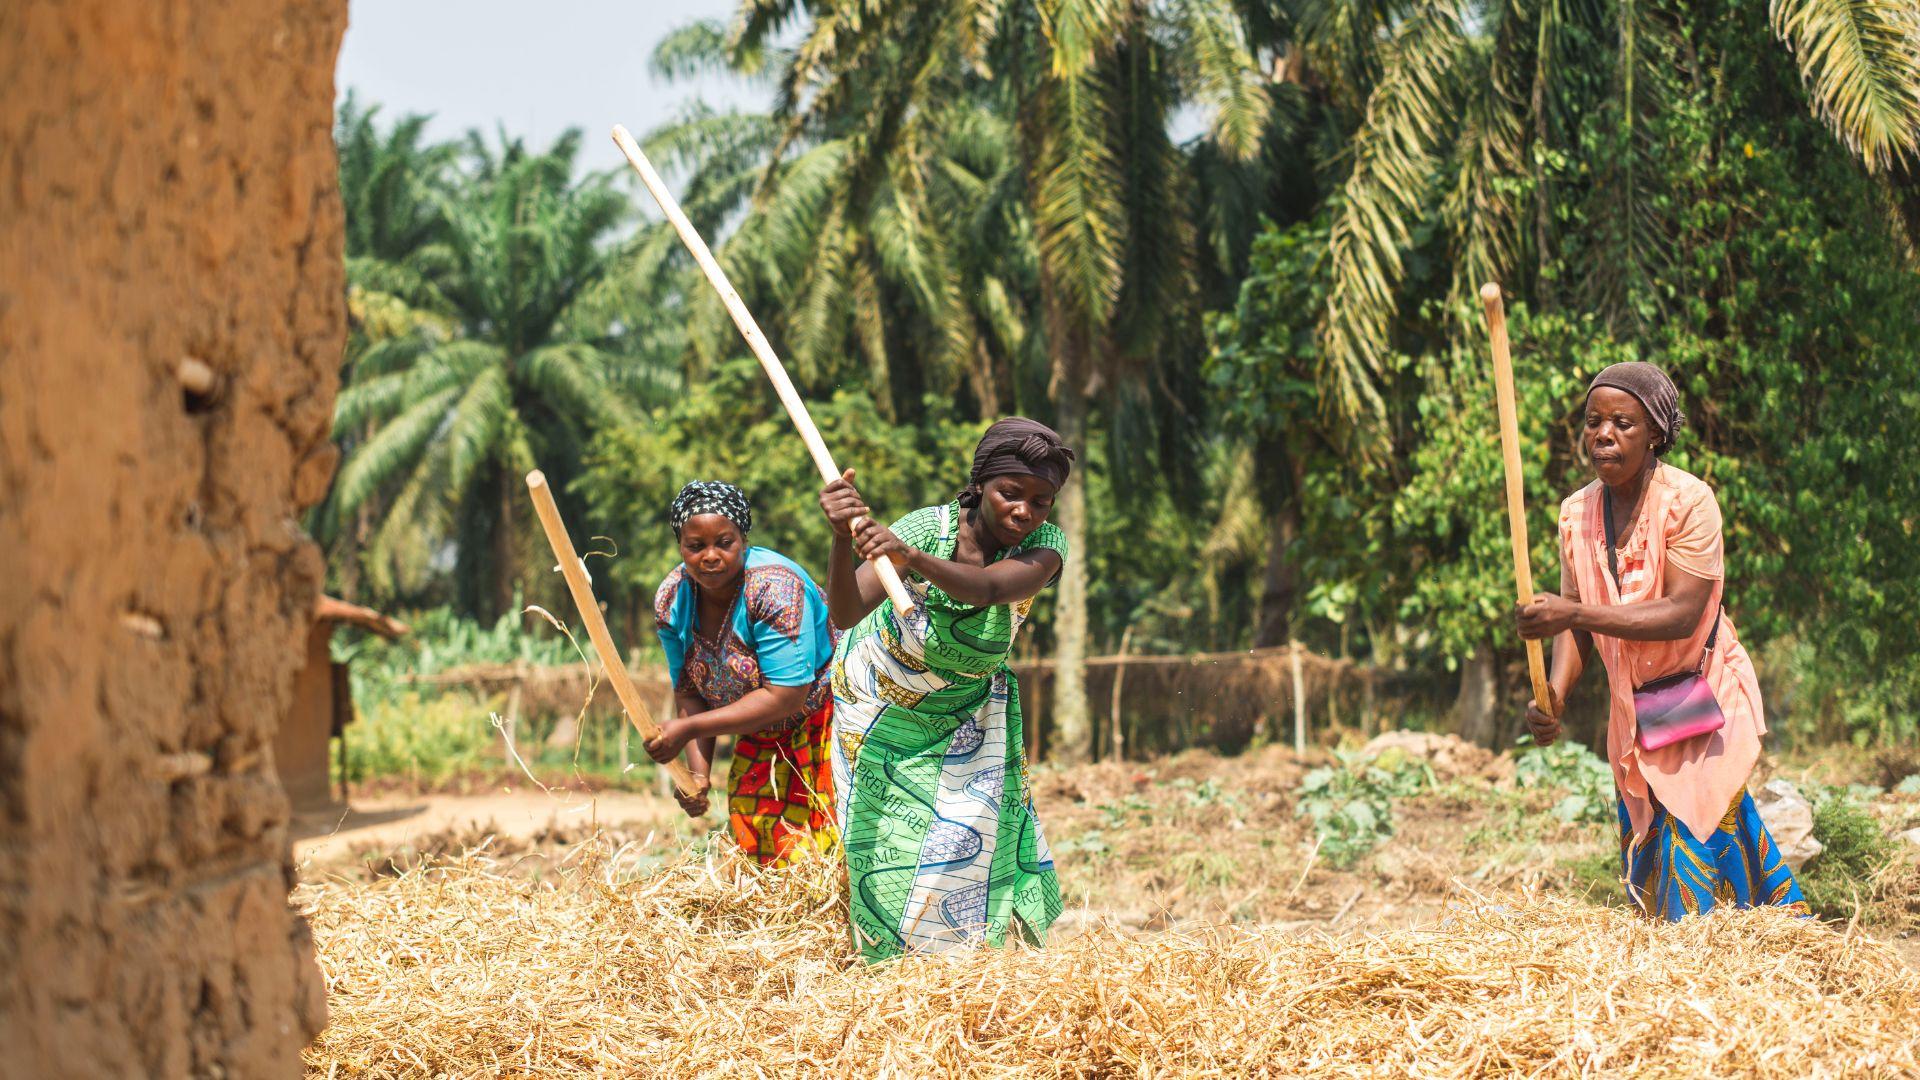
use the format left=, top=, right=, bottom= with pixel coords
left=0, top=1, right=347, bottom=1075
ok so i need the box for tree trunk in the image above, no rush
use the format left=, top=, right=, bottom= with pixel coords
left=1108, top=625, right=1132, bottom=763
left=1456, top=639, right=1499, bottom=748
left=1253, top=440, right=1303, bottom=648
left=1048, top=390, right=1093, bottom=764
left=968, top=337, right=1003, bottom=418
left=337, top=503, right=367, bottom=602
left=491, top=463, right=517, bottom=621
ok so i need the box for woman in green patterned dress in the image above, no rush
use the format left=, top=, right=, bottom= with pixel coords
left=817, top=417, right=1074, bottom=962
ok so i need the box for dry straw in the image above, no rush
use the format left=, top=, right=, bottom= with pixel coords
left=301, top=840, right=1920, bottom=1078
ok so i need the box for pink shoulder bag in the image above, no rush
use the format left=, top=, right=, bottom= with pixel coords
left=1605, top=492, right=1726, bottom=752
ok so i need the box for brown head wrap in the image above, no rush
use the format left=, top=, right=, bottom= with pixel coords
left=959, top=417, right=1075, bottom=507
left=1586, top=362, right=1686, bottom=456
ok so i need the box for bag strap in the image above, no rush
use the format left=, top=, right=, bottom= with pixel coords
left=1603, top=486, right=1721, bottom=674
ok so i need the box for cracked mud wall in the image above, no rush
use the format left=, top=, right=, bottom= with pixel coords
left=0, top=1, right=348, bottom=1074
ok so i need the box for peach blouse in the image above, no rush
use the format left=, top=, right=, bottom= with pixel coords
left=1558, top=463, right=1764, bottom=843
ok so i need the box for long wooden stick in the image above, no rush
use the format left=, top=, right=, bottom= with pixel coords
left=611, top=124, right=915, bottom=616
left=526, top=470, right=699, bottom=795
left=1480, top=283, right=1557, bottom=717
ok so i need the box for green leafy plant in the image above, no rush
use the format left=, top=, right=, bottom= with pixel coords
left=337, top=690, right=498, bottom=786
left=1296, top=750, right=1432, bottom=868
left=1514, top=739, right=1618, bottom=825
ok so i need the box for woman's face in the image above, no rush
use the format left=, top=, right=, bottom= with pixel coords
left=677, top=514, right=746, bottom=593
left=979, top=474, right=1058, bottom=547
left=1584, top=386, right=1658, bottom=486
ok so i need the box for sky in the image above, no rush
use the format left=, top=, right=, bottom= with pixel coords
left=334, top=0, right=771, bottom=177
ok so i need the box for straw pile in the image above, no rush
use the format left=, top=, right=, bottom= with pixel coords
left=299, top=840, right=1920, bottom=1078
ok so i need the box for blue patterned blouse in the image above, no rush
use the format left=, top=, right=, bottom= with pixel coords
left=653, top=547, right=836, bottom=726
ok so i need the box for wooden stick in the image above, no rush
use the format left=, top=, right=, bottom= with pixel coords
left=1290, top=639, right=1307, bottom=754
left=525, top=470, right=698, bottom=794
left=611, top=124, right=914, bottom=616
left=1479, top=283, right=1557, bottom=717
left=177, top=357, right=217, bottom=397
left=1108, top=624, right=1132, bottom=762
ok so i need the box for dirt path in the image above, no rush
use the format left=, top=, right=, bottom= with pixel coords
left=293, top=788, right=685, bottom=871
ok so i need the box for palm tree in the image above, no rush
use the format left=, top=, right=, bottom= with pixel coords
left=1307, top=0, right=1920, bottom=417
left=321, top=94, right=458, bottom=600
left=1275, top=0, right=1920, bottom=740
left=733, top=0, right=1281, bottom=761
left=638, top=22, right=1046, bottom=422
left=329, top=130, right=672, bottom=618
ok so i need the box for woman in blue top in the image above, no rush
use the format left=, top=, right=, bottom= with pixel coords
left=642, top=481, right=839, bottom=865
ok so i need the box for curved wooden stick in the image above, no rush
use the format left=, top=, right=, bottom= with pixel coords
left=612, top=124, right=915, bottom=617
left=1480, top=283, right=1557, bottom=717
left=527, top=470, right=699, bottom=795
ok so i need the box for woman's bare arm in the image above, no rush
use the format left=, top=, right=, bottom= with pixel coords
left=820, top=471, right=888, bottom=627
left=1518, top=567, right=1715, bottom=642
left=853, top=521, right=1060, bottom=607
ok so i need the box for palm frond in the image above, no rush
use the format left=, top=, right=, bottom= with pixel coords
left=520, top=342, right=652, bottom=421
left=445, top=365, right=513, bottom=494
left=1771, top=0, right=1920, bottom=172
left=332, top=339, right=496, bottom=436
left=1317, top=2, right=1470, bottom=437
left=1442, top=29, right=1528, bottom=306
left=1038, top=0, right=1129, bottom=76
left=651, top=19, right=739, bottom=82
left=1034, top=63, right=1128, bottom=339
left=333, top=383, right=461, bottom=514
left=1579, top=0, right=1683, bottom=333
left=1169, top=0, right=1274, bottom=162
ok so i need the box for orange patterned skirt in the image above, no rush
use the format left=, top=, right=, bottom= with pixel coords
left=727, top=700, right=839, bottom=866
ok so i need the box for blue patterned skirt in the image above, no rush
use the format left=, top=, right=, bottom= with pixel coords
left=1617, top=791, right=1811, bottom=921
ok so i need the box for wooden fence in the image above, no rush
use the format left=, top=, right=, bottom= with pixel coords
left=400, top=643, right=1621, bottom=761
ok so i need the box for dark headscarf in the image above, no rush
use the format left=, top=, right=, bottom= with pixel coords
left=1586, top=362, right=1686, bottom=456
left=959, top=417, right=1076, bottom=508
left=669, top=480, right=752, bottom=535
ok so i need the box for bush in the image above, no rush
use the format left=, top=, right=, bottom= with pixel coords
left=338, top=690, right=500, bottom=786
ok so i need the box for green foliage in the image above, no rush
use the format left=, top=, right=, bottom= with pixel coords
left=337, top=691, right=498, bottom=786
left=1811, top=789, right=1898, bottom=879
left=1560, top=848, right=1632, bottom=907
left=1296, top=750, right=1433, bottom=867
left=1209, top=0, right=1920, bottom=727
left=1770, top=0, right=1920, bottom=172
left=1801, top=787, right=1901, bottom=918
left=573, top=359, right=980, bottom=606
left=336, top=605, right=588, bottom=687
left=320, top=0, right=1920, bottom=762
left=1513, top=739, right=1617, bottom=824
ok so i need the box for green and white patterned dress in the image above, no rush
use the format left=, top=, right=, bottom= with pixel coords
left=830, top=502, right=1065, bottom=962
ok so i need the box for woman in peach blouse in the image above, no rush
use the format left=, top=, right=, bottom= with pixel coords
left=1516, top=362, right=1807, bottom=921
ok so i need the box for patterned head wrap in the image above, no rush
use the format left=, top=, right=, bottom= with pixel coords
left=1586, top=362, right=1686, bottom=456
left=959, top=416, right=1076, bottom=508
left=669, top=480, right=752, bottom=535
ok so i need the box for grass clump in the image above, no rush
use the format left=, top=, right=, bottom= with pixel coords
left=1802, top=789, right=1899, bottom=920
